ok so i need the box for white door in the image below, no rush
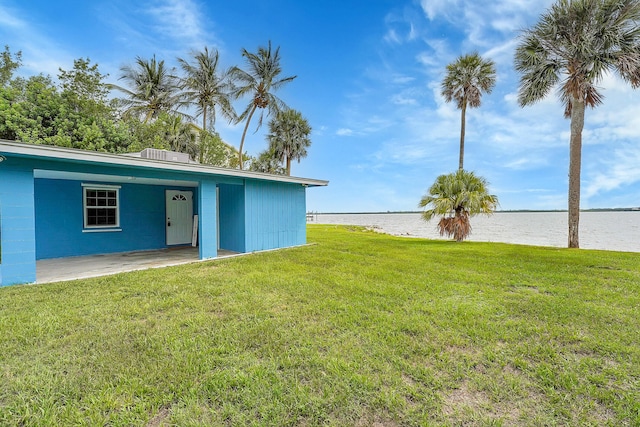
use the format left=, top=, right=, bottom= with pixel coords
left=166, top=190, right=193, bottom=245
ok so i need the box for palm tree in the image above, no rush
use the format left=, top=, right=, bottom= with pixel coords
left=419, top=170, right=498, bottom=242
left=161, top=113, right=198, bottom=159
left=109, top=55, right=185, bottom=123
left=231, top=41, right=296, bottom=169
left=515, top=0, right=640, bottom=248
left=441, top=53, right=496, bottom=170
left=267, top=109, right=312, bottom=176
left=249, top=147, right=286, bottom=175
left=178, top=47, right=236, bottom=133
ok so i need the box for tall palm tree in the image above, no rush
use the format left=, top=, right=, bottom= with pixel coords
left=267, top=109, right=312, bottom=176
left=441, top=53, right=496, bottom=170
left=178, top=47, right=236, bottom=133
left=178, top=47, right=236, bottom=163
left=419, top=170, right=498, bottom=242
left=109, top=55, right=185, bottom=123
left=231, top=41, right=296, bottom=169
left=515, top=0, right=640, bottom=248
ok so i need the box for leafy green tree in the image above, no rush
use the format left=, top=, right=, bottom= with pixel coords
left=0, top=56, right=134, bottom=152
left=1, top=74, right=65, bottom=144
left=441, top=53, right=496, bottom=170
left=0, top=45, right=22, bottom=87
left=58, top=58, right=110, bottom=114
left=109, top=55, right=185, bottom=123
left=56, top=58, right=131, bottom=152
left=198, top=130, right=242, bottom=168
left=515, top=0, right=640, bottom=248
left=0, top=53, right=136, bottom=152
left=266, top=109, right=311, bottom=176
left=231, top=41, right=296, bottom=169
left=419, top=169, right=498, bottom=242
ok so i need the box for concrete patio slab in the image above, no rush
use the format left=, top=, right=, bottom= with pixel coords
left=36, top=247, right=237, bottom=284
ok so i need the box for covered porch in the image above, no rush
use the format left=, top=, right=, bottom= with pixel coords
left=0, top=141, right=328, bottom=287
left=36, top=247, right=238, bottom=284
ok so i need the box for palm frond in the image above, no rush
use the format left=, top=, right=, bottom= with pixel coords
left=232, top=41, right=297, bottom=168
left=441, top=52, right=496, bottom=110
left=515, top=0, right=640, bottom=109
left=418, top=170, right=498, bottom=242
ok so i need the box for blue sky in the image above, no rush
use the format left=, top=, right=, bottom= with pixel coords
left=2, top=0, right=640, bottom=212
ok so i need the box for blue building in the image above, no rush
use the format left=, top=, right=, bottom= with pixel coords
left=0, top=140, right=327, bottom=286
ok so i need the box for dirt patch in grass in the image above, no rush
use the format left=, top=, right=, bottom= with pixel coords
left=443, top=381, right=525, bottom=425
left=442, top=382, right=489, bottom=416
left=146, top=406, right=171, bottom=427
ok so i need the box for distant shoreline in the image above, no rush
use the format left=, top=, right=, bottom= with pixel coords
left=311, top=208, right=640, bottom=215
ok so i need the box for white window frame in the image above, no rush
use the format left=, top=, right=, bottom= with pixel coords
left=82, top=183, right=121, bottom=231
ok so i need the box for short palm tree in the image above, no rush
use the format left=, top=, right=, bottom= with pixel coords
left=109, top=55, right=185, bottom=123
left=267, top=109, right=312, bottom=176
left=231, top=41, right=296, bottom=169
left=249, top=147, right=286, bottom=175
left=419, top=170, right=498, bottom=242
left=178, top=47, right=236, bottom=133
left=515, top=0, right=640, bottom=248
left=441, top=53, right=496, bottom=170
left=161, top=113, right=198, bottom=159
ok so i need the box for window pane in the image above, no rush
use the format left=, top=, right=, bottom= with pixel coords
left=84, top=187, right=119, bottom=227
left=86, top=207, right=117, bottom=226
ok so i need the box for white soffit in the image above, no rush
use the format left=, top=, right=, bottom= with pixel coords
left=34, top=169, right=198, bottom=187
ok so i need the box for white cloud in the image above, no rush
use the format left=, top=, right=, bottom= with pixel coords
left=0, top=4, right=74, bottom=77
left=145, top=0, right=206, bottom=46
left=336, top=128, right=354, bottom=136
left=0, top=4, right=25, bottom=29
left=384, top=29, right=402, bottom=44
left=391, top=74, right=416, bottom=85
left=419, top=0, right=459, bottom=21
left=585, top=145, right=640, bottom=198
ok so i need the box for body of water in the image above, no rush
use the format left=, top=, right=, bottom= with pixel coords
left=312, top=211, right=640, bottom=253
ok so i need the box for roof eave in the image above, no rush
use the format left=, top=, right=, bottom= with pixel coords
left=0, top=140, right=329, bottom=187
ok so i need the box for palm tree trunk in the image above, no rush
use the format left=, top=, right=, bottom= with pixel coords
left=568, top=97, right=585, bottom=249
left=238, top=105, right=257, bottom=170
left=286, top=157, right=291, bottom=176
left=459, top=99, right=467, bottom=170
left=200, top=106, right=207, bottom=164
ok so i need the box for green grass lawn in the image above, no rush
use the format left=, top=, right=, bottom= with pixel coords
left=1, top=225, right=639, bottom=426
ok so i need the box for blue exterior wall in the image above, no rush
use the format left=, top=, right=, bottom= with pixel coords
left=0, top=149, right=315, bottom=286
left=0, top=159, right=36, bottom=286
left=218, top=183, right=245, bottom=253
left=198, top=179, right=217, bottom=259
left=34, top=179, right=197, bottom=259
left=244, top=180, right=306, bottom=252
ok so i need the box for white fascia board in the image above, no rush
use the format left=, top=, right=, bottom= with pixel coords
left=0, top=140, right=329, bottom=187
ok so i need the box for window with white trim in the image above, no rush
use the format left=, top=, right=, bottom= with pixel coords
left=82, top=184, right=121, bottom=229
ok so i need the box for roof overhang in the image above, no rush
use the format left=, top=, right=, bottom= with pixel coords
left=0, top=140, right=329, bottom=187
